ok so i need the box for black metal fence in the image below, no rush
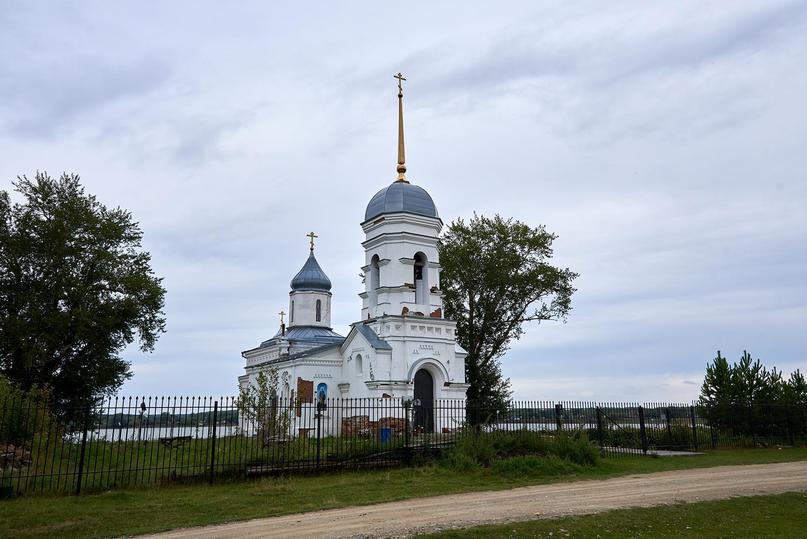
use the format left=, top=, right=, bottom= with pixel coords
left=1, top=395, right=805, bottom=497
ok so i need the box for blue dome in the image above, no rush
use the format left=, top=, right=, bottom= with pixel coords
left=364, top=181, right=439, bottom=222
left=290, top=252, right=332, bottom=291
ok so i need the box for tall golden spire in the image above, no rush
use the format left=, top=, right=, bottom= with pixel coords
left=394, top=72, right=408, bottom=183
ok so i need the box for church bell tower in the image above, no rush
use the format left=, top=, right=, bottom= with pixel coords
left=360, top=74, right=444, bottom=320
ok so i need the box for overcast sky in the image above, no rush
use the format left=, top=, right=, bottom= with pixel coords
left=1, top=1, right=805, bottom=401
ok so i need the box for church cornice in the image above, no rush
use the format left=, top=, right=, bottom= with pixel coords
left=360, top=258, right=391, bottom=272
left=288, top=289, right=332, bottom=297
left=293, top=358, right=343, bottom=367
left=361, top=212, right=443, bottom=231
left=251, top=356, right=342, bottom=370
left=370, top=314, right=459, bottom=328
left=398, top=257, right=440, bottom=269
left=364, top=380, right=411, bottom=390
left=361, top=230, right=440, bottom=250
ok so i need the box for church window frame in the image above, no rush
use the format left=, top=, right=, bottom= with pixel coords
left=414, top=252, right=429, bottom=305
left=291, top=300, right=294, bottom=323
left=355, top=353, right=363, bottom=375
left=316, top=299, right=322, bottom=322
left=369, top=254, right=380, bottom=305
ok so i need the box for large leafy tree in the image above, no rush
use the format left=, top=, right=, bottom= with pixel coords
left=0, top=172, right=166, bottom=413
left=439, top=214, right=578, bottom=421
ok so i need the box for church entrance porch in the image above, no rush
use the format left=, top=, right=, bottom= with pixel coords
left=413, top=368, right=434, bottom=432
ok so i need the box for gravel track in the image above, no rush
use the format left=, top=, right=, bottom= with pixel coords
left=144, top=461, right=807, bottom=538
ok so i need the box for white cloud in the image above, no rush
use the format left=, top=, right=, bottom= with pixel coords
left=1, top=1, right=805, bottom=398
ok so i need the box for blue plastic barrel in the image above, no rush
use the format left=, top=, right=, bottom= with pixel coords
left=380, top=427, right=393, bottom=443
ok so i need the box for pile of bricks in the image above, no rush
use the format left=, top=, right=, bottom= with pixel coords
left=341, top=415, right=371, bottom=437
left=377, top=417, right=406, bottom=434
left=1, top=443, right=32, bottom=470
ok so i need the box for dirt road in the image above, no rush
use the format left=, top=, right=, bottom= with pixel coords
left=146, top=461, right=807, bottom=538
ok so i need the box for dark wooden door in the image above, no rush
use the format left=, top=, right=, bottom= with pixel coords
left=413, top=369, right=434, bottom=432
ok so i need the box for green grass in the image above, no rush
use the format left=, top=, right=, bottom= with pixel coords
left=424, top=492, right=807, bottom=538
left=1, top=447, right=805, bottom=538
left=4, top=432, right=406, bottom=494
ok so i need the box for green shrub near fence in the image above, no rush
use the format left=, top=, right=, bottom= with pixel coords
left=0, top=380, right=56, bottom=448
left=441, top=430, right=598, bottom=471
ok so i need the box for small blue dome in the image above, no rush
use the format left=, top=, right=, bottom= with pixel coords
left=364, top=181, right=439, bottom=222
left=290, top=252, right=332, bottom=291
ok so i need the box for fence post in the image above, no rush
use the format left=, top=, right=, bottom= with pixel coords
left=208, top=400, right=218, bottom=486
left=785, top=404, right=795, bottom=447
left=315, top=402, right=323, bottom=470
left=554, top=404, right=563, bottom=432
left=638, top=406, right=648, bottom=455
left=689, top=405, right=698, bottom=451
left=404, top=400, right=412, bottom=464
left=665, top=407, right=673, bottom=447
left=595, top=406, right=605, bottom=454
left=75, top=405, right=91, bottom=496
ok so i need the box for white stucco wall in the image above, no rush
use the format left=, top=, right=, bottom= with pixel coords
left=288, top=290, right=332, bottom=327
left=360, top=212, right=445, bottom=320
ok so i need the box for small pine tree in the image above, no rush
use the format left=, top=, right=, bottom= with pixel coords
left=236, top=368, right=291, bottom=444
left=699, top=350, right=802, bottom=437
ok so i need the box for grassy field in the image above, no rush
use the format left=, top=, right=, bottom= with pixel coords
left=1, top=447, right=805, bottom=538
left=424, top=491, right=807, bottom=538
left=2, top=431, right=402, bottom=495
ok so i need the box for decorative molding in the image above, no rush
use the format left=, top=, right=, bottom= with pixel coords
left=365, top=380, right=411, bottom=390
left=444, top=382, right=471, bottom=390
left=361, top=215, right=442, bottom=236
left=407, top=357, right=450, bottom=384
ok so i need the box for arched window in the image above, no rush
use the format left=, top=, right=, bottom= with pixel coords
left=414, top=252, right=429, bottom=304
left=316, top=382, right=328, bottom=404
left=369, top=255, right=380, bottom=305
left=315, top=299, right=322, bottom=322
left=355, top=354, right=363, bottom=375
left=290, top=300, right=294, bottom=323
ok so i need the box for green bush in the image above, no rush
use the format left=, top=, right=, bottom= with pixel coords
left=553, top=432, right=598, bottom=466
left=441, top=429, right=599, bottom=471
left=0, top=377, right=53, bottom=448
left=491, top=429, right=551, bottom=457
left=449, top=429, right=496, bottom=467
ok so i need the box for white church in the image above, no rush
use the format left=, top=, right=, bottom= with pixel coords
left=239, top=75, right=469, bottom=433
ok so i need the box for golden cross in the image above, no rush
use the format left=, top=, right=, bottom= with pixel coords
left=394, top=72, right=406, bottom=95
left=278, top=310, right=286, bottom=325
left=306, top=231, right=318, bottom=251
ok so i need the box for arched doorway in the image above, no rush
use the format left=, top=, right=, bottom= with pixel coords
left=413, top=369, right=434, bottom=432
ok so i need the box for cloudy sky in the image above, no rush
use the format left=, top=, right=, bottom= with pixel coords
left=1, top=1, right=805, bottom=401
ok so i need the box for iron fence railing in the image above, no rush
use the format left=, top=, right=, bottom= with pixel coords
left=1, top=395, right=805, bottom=496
